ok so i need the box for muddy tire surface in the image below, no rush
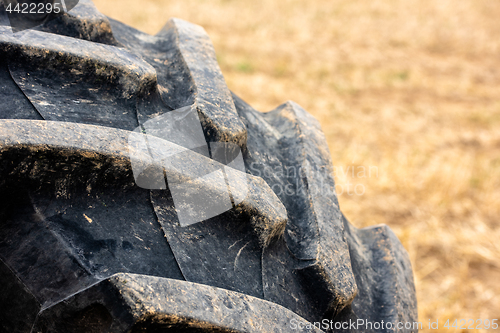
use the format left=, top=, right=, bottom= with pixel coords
left=0, top=1, right=417, bottom=332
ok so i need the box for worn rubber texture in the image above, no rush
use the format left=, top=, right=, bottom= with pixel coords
left=0, top=1, right=418, bottom=332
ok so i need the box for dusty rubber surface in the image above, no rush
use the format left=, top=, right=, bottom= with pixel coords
left=0, top=1, right=417, bottom=332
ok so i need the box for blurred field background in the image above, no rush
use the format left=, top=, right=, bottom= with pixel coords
left=93, top=0, right=500, bottom=331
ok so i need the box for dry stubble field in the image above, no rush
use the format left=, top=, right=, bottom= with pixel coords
left=93, top=0, right=500, bottom=331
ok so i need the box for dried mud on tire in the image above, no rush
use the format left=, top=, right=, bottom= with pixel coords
left=0, top=1, right=417, bottom=332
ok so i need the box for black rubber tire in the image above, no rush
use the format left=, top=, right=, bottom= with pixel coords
left=0, top=1, right=418, bottom=332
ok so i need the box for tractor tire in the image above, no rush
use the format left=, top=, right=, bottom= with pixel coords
left=0, top=1, right=417, bottom=332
